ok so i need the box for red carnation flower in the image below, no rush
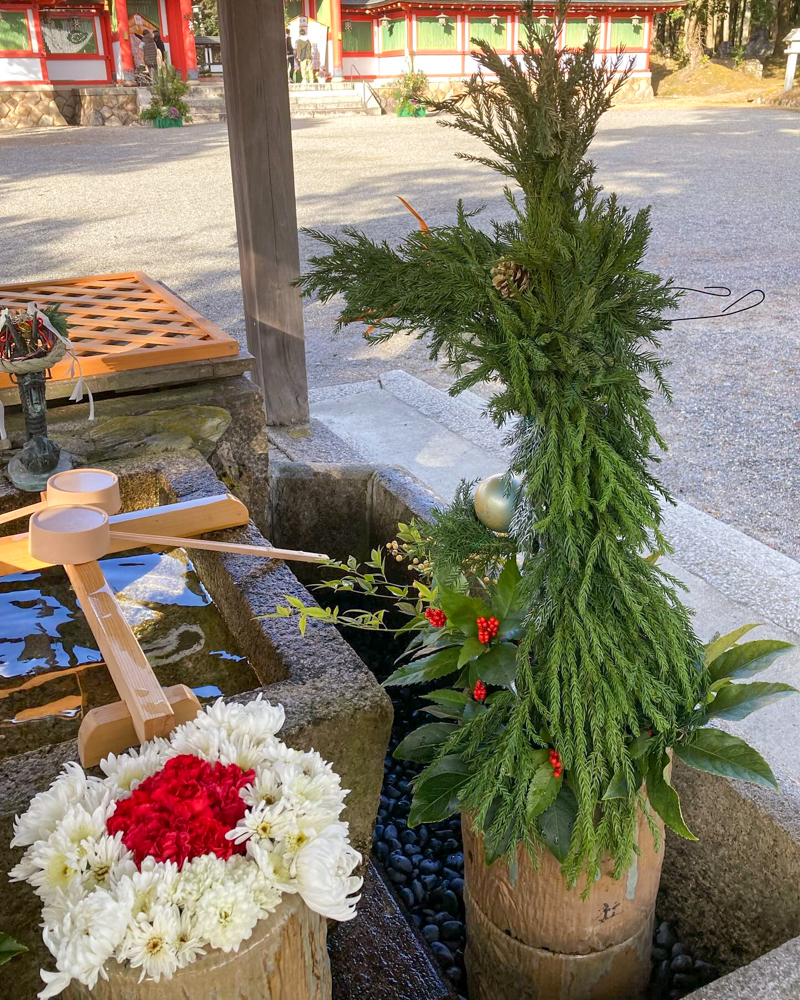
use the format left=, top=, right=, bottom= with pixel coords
left=107, top=755, right=255, bottom=867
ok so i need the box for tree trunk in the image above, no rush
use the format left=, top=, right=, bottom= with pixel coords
left=774, top=0, right=792, bottom=56
left=742, top=0, right=752, bottom=46
left=684, top=12, right=704, bottom=68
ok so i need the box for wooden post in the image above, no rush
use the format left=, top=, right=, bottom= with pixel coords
left=217, top=0, right=310, bottom=427
left=114, top=0, right=136, bottom=84
left=179, top=0, right=199, bottom=79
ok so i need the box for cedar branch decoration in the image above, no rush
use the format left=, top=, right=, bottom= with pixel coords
left=295, top=1, right=795, bottom=888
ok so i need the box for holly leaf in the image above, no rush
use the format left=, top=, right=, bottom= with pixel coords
left=539, top=784, right=578, bottom=863
left=470, top=642, right=518, bottom=688
left=0, top=933, right=27, bottom=966
left=457, top=636, right=486, bottom=669
left=439, top=589, right=492, bottom=636
left=394, top=723, right=458, bottom=762
left=422, top=689, right=470, bottom=709
left=526, top=762, right=562, bottom=820
left=492, top=557, right=522, bottom=619
left=629, top=732, right=651, bottom=759
left=384, top=645, right=461, bottom=686
left=707, top=640, right=794, bottom=684
left=704, top=681, right=797, bottom=722
left=646, top=752, right=697, bottom=840
left=407, top=755, right=470, bottom=826
left=674, top=729, right=779, bottom=790
left=704, top=623, right=760, bottom=665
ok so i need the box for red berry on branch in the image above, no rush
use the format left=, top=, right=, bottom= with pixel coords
left=473, top=679, right=487, bottom=702
left=425, top=608, right=447, bottom=628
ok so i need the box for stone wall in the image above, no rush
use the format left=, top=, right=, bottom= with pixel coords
left=0, top=85, right=139, bottom=128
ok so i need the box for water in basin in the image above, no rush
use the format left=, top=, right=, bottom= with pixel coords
left=0, top=549, right=257, bottom=760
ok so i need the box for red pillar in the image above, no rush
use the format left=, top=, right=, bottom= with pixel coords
left=179, top=0, right=199, bottom=79
left=330, top=0, right=343, bottom=77
left=114, top=0, right=136, bottom=83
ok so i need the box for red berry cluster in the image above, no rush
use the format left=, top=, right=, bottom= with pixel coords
left=473, top=679, right=487, bottom=702
left=425, top=608, right=447, bottom=628
left=549, top=749, right=563, bottom=779
left=477, top=616, right=500, bottom=644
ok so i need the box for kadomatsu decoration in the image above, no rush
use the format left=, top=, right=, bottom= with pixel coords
left=278, top=0, right=795, bottom=992
left=9, top=698, right=361, bottom=999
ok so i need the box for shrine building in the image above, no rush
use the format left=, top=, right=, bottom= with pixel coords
left=289, top=0, right=682, bottom=99
left=0, top=0, right=197, bottom=88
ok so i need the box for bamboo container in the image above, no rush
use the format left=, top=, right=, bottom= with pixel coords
left=63, top=895, right=331, bottom=1000
left=462, top=806, right=664, bottom=1000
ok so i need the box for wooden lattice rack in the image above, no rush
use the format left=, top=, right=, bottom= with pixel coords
left=0, top=272, right=238, bottom=389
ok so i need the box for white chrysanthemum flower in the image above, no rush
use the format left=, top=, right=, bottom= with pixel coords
left=118, top=858, right=179, bottom=918
left=100, top=744, right=165, bottom=796
left=240, top=767, right=283, bottom=810
left=226, top=798, right=286, bottom=847
left=175, top=908, right=206, bottom=968
left=166, top=723, right=224, bottom=762
left=193, top=696, right=285, bottom=742
left=173, top=854, right=229, bottom=908
left=247, top=839, right=296, bottom=894
left=15, top=829, right=82, bottom=902
left=272, top=812, right=340, bottom=868
left=39, top=879, right=134, bottom=999
left=119, top=903, right=181, bottom=983
left=80, top=833, right=136, bottom=892
left=217, top=733, right=273, bottom=772
left=274, top=760, right=345, bottom=821
left=12, top=762, right=93, bottom=848
left=58, top=802, right=109, bottom=861
left=293, top=827, right=363, bottom=922
left=192, top=878, right=260, bottom=953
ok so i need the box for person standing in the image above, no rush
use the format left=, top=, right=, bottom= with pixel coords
left=153, top=29, right=167, bottom=68
left=295, top=28, right=313, bottom=84
left=142, top=30, right=159, bottom=80
left=286, top=27, right=295, bottom=81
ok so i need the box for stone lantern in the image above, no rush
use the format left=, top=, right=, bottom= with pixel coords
left=784, top=28, right=800, bottom=92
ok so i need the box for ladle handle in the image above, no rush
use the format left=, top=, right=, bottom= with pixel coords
left=110, top=530, right=329, bottom=564
left=0, top=501, right=46, bottom=526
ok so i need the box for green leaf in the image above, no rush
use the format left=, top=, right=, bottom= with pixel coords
left=457, top=636, right=486, bottom=669
left=492, top=557, right=522, bottom=619
left=0, top=933, right=27, bottom=966
left=422, top=689, right=470, bottom=708
left=705, top=681, right=797, bottom=722
left=674, top=729, right=779, bottom=790
left=526, top=762, right=561, bottom=820
left=646, top=752, right=697, bottom=840
left=407, top=755, right=470, bottom=826
left=704, top=623, right=760, bottom=665
left=629, top=732, right=651, bottom=759
left=497, top=616, right=525, bottom=641
left=470, top=642, right=518, bottom=687
left=602, top=768, right=630, bottom=800
left=439, top=589, right=492, bottom=636
left=708, top=640, right=794, bottom=684
left=384, top=646, right=461, bottom=686
left=463, top=699, right=488, bottom=721
left=394, top=723, right=458, bottom=763
left=539, top=784, right=578, bottom=863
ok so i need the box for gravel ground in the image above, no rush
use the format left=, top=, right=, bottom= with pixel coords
left=0, top=107, right=797, bottom=556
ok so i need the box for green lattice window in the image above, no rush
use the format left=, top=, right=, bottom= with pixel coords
left=610, top=17, right=644, bottom=47
left=343, top=20, right=372, bottom=52
left=381, top=17, right=402, bottom=51
left=565, top=18, right=590, bottom=47
left=42, top=16, right=98, bottom=55
left=0, top=10, right=31, bottom=51
left=469, top=16, right=505, bottom=48
left=417, top=15, right=456, bottom=50
left=521, top=17, right=552, bottom=46
left=284, top=1, right=303, bottom=20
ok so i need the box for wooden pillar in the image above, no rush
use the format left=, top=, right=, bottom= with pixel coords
left=217, top=0, right=310, bottom=427
left=114, top=0, right=136, bottom=83
left=330, top=0, right=344, bottom=77
left=178, top=0, right=199, bottom=79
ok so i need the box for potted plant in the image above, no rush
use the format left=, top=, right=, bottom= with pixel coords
left=393, top=68, right=428, bottom=117
left=9, top=698, right=361, bottom=999
left=140, top=65, right=193, bottom=128
left=276, top=3, right=797, bottom=997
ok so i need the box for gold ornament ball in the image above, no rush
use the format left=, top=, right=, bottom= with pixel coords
left=473, top=473, right=522, bottom=533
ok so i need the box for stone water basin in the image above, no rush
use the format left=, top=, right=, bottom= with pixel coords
left=0, top=547, right=256, bottom=760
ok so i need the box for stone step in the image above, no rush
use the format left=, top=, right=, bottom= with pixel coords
left=288, top=82, right=355, bottom=91
left=185, top=98, right=227, bottom=112
left=290, top=105, right=380, bottom=117
left=188, top=112, right=227, bottom=123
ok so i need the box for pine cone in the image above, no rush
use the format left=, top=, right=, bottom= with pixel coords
left=491, top=260, right=530, bottom=298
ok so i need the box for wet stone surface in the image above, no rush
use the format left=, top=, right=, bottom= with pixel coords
left=340, top=603, right=721, bottom=999
left=0, top=548, right=256, bottom=759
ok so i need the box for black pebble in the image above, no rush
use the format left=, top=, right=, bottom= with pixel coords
left=399, top=887, right=415, bottom=909
left=651, top=946, right=668, bottom=962
left=374, top=841, right=389, bottom=860
left=404, top=844, right=418, bottom=858
left=671, top=955, right=693, bottom=973
left=446, top=852, right=464, bottom=869
left=421, top=874, right=438, bottom=891
left=441, top=920, right=462, bottom=940
left=656, top=922, right=677, bottom=949
left=384, top=824, right=398, bottom=841
left=430, top=941, right=454, bottom=966
left=373, top=825, right=384, bottom=841
left=401, top=829, right=417, bottom=845
left=388, top=870, right=406, bottom=885
left=419, top=859, right=442, bottom=875
left=443, top=838, right=460, bottom=851
left=655, top=959, right=671, bottom=983
left=449, top=877, right=464, bottom=897
left=386, top=837, right=402, bottom=853
left=422, top=924, right=439, bottom=943
left=671, top=943, right=686, bottom=958
left=411, top=879, right=425, bottom=904
left=441, top=889, right=459, bottom=915
left=445, top=966, right=462, bottom=984
left=390, top=852, right=413, bottom=875
left=442, top=867, right=461, bottom=881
